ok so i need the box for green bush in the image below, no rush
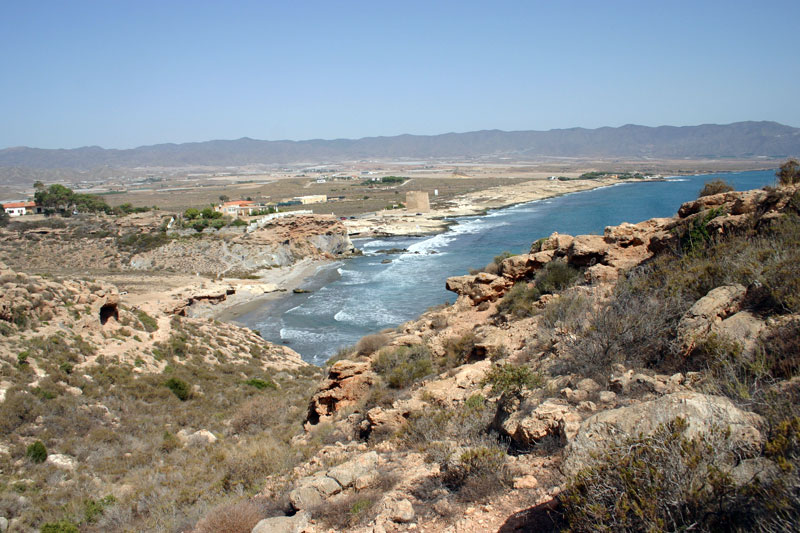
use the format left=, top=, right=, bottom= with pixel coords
left=244, top=378, right=277, bottom=390
left=373, top=345, right=433, bottom=389
left=481, top=364, right=542, bottom=396
left=26, top=440, right=48, bottom=463
left=698, top=178, right=734, bottom=197
left=534, top=259, right=581, bottom=294
left=135, top=309, right=159, bottom=332
left=441, top=331, right=478, bottom=367
left=496, top=282, right=540, bottom=318
left=496, top=260, right=581, bottom=319
left=165, top=377, right=191, bottom=401
left=41, top=521, right=80, bottom=533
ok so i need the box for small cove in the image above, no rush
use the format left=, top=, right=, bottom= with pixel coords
left=235, top=170, right=777, bottom=365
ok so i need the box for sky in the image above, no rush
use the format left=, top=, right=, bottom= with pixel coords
left=1, top=0, right=799, bottom=149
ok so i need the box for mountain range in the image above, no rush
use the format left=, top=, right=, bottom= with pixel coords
left=1, top=121, right=798, bottom=170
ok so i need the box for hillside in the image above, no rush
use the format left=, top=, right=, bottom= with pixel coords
left=1, top=174, right=799, bottom=531
left=1, top=121, right=798, bottom=171
left=186, top=178, right=798, bottom=532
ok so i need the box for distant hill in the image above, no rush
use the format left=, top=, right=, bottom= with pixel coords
left=1, top=121, right=798, bottom=170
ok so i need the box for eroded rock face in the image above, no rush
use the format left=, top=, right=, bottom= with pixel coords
left=306, top=360, right=375, bottom=425
left=131, top=215, right=355, bottom=275
left=562, top=392, right=764, bottom=477
left=445, top=272, right=513, bottom=305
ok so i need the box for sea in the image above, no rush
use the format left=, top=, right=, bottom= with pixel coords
left=236, top=169, right=777, bottom=365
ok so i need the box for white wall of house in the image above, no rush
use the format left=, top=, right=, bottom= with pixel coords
left=4, top=207, right=26, bottom=217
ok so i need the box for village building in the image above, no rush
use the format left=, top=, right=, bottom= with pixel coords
left=2, top=201, right=40, bottom=217
left=214, top=200, right=271, bottom=217
left=293, top=195, right=327, bottom=205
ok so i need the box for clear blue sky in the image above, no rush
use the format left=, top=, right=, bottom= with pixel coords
left=2, top=0, right=798, bottom=149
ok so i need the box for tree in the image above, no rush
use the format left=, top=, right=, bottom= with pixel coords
left=0, top=208, right=9, bottom=227
left=184, top=208, right=201, bottom=220
left=777, top=158, right=800, bottom=186
left=219, top=194, right=230, bottom=203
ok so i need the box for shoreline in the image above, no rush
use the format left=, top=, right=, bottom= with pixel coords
left=201, top=178, right=639, bottom=327
left=343, top=176, right=620, bottom=238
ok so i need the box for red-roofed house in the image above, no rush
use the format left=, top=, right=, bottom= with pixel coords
left=215, top=200, right=257, bottom=217
left=2, top=201, right=39, bottom=217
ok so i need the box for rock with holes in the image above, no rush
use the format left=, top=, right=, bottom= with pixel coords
left=306, top=360, right=375, bottom=426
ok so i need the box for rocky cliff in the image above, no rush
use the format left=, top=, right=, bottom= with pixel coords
left=130, top=215, right=355, bottom=276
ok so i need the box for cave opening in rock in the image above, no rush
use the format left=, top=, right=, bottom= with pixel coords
left=99, top=302, right=119, bottom=325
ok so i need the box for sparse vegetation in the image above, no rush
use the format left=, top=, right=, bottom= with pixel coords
left=698, top=178, right=734, bottom=197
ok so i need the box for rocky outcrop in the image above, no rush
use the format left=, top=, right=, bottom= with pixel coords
left=306, top=360, right=376, bottom=425
left=288, top=451, right=380, bottom=511
left=131, top=215, right=356, bottom=275
left=445, top=272, right=513, bottom=305
left=562, top=392, right=764, bottom=477
left=447, top=185, right=800, bottom=307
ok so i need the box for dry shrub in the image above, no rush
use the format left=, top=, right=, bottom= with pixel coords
left=440, top=444, right=510, bottom=502
left=311, top=491, right=380, bottom=529
left=698, top=178, right=734, bottom=197
left=193, top=499, right=265, bottom=533
left=221, top=437, right=294, bottom=492
left=356, top=333, right=390, bottom=356
left=561, top=417, right=800, bottom=532
left=230, top=396, right=286, bottom=434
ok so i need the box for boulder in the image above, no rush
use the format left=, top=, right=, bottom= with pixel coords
left=288, top=485, right=324, bottom=510
left=567, top=235, right=608, bottom=266
left=677, top=284, right=747, bottom=351
left=498, top=399, right=581, bottom=449
left=562, top=392, right=764, bottom=477
left=46, top=454, right=77, bottom=470
left=389, top=498, right=416, bottom=523
left=327, top=451, right=379, bottom=488
left=714, top=311, right=766, bottom=356
left=252, top=511, right=310, bottom=533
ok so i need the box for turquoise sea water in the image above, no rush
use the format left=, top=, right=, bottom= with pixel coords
left=237, top=170, right=776, bottom=365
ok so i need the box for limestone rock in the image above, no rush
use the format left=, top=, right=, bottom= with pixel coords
left=499, top=399, right=581, bottom=448
left=327, top=451, right=379, bottom=488
left=289, top=485, right=323, bottom=510
left=567, top=235, right=608, bottom=266
left=563, top=392, right=764, bottom=477
left=252, top=511, right=310, bottom=533
left=541, top=232, right=573, bottom=253
left=445, top=272, right=512, bottom=305
left=386, top=498, right=415, bottom=523
left=678, top=284, right=747, bottom=351
left=46, top=454, right=77, bottom=470
left=182, top=429, right=217, bottom=447
left=0, top=516, right=7, bottom=533
left=306, top=360, right=375, bottom=425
